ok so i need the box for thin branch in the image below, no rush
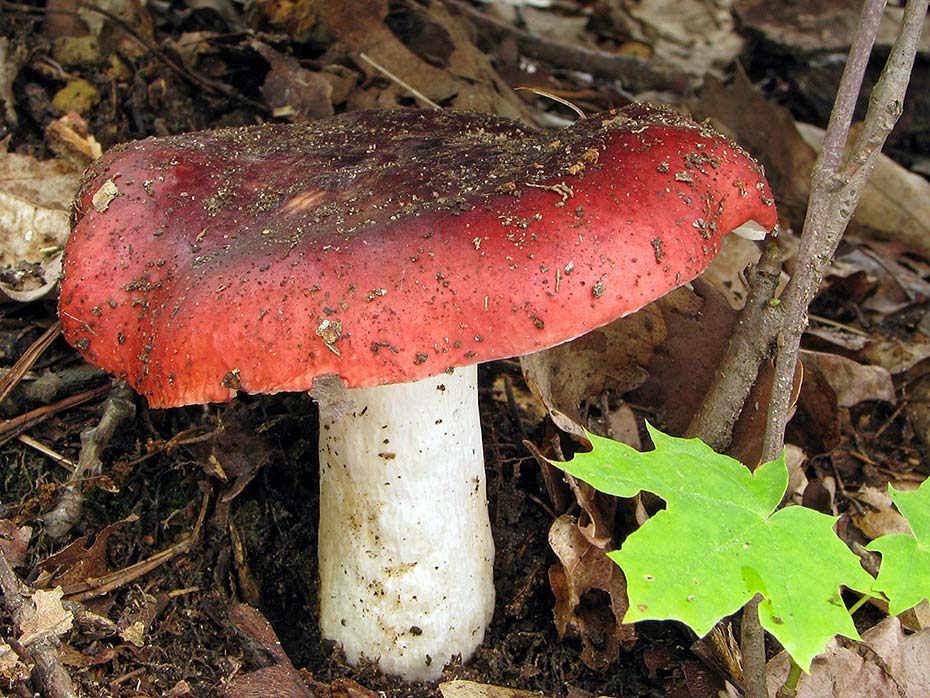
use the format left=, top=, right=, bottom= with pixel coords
left=0, top=321, right=60, bottom=409
left=44, top=382, right=136, bottom=539
left=0, top=550, right=78, bottom=698
left=685, top=243, right=782, bottom=450
left=740, top=596, right=767, bottom=698
left=763, top=0, right=927, bottom=462
left=357, top=52, right=442, bottom=110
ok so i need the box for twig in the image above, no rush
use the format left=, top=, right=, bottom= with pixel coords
left=358, top=52, right=442, bottom=109
left=0, top=383, right=112, bottom=445
left=0, top=321, right=60, bottom=409
left=16, top=434, right=77, bottom=472
left=443, top=0, right=697, bottom=93
left=685, top=243, right=783, bottom=450
left=681, top=2, right=927, bottom=695
left=763, top=0, right=927, bottom=463
left=0, top=549, right=78, bottom=698
left=56, top=488, right=209, bottom=602
left=740, top=596, right=767, bottom=698
left=44, top=382, right=136, bottom=539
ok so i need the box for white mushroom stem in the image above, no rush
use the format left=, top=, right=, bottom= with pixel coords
left=316, top=365, right=495, bottom=680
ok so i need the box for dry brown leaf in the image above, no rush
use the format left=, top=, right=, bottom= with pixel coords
left=329, top=677, right=381, bottom=698
left=702, top=234, right=764, bottom=308
left=696, top=71, right=817, bottom=224
left=37, top=514, right=138, bottom=590
left=490, top=373, right=548, bottom=424
left=0, top=642, right=28, bottom=682
left=861, top=333, right=930, bottom=375
left=800, top=350, right=895, bottom=408
left=224, top=604, right=312, bottom=698
left=827, top=246, right=930, bottom=316
left=521, top=6, right=590, bottom=46
left=225, top=666, right=313, bottom=698
left=45, top=112, right=103, bottom=168
left=521, top=289, right=677, bottom=439
left=593, top=0, right=744, bottom=79
left=854, top=507, right=910, bottom=541
left=627, top=284, right=739, bottom=435
left=116, top=589, right=159, bottom=647
left=907, top=373, right=930, bottom=458
left=0, top=520, right=32, bottom=568
left=439, top=680, right=544, bottom=698
left=548, top=515, right=635, bottom=670
left=784, top=444, right=809, bottom=502
left=319, top=0, right=531, bottom=119
left=0, top=37, right=28, bottom=126
left=251, top=41, right=335, bottom=121
left=736, top=0, right=930, bottom=55
left=0, top=151, right=79, bottom=301
left=765, top=617, right=930, bottom=698
left=17, top=587, right=74, bottom=648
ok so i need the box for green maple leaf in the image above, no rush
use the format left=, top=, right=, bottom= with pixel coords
left=866, top=478, right=930, bottom=615
left=554, top=425, right=874, bottom=670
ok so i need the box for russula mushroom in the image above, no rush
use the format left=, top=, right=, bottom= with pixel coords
left=59, top=105, right=777, bottom=680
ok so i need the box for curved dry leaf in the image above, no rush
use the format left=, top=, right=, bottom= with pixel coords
left=0, top=152, right=79, bottom=302
left=800, top=350, right=895, bottom=407
left=765, top=617, right=930, bottom=698
left=548, top=514, right=635, bottom=670
left=521, top=291, right=674, bottom=439
left=439, top=680, right=544, bottom=698
left=17, top=587, right=74, bottom=648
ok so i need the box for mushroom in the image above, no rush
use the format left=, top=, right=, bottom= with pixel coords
left=59, top=105, right=777, bottom=680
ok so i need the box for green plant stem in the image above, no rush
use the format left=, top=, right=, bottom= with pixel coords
left=776, top=656, right=804, bottom=698
left=847, top=594, right=871, bottom=616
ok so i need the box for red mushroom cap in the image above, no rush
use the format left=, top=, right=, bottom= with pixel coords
left=60, top=105, right=777, bottom=408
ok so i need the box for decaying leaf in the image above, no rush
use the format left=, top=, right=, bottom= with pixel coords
left=861, top=332, right=930, bottom=375
left=626, top=283, right=740, bottom=436
left=736, top=0, right=930, bottom=54
left=0, top=151, right=79, bottom=301
left=17, top=587, right=74, bottom=648
left=907, top=374, right=930, bottom=460
left=827, top=246, right=930, bottom=316
left=224, top=604, right=312, bottom=698
left=36, top=514, right=138, bottom=592
left=0, top=519, right=32, bottom=568
left=765, top=617, right=930, bottom=698
left=521, top=288, right=681, bottom=439
left=548, top=514, right=635, bottom=670
left=45, top=112, right=103, bottom=168
left=439, top=680, right=544, bottom=698
left=251, top=41, right=335, bottom=120
left=593, top=0, right=745, bottom=79
left=696, top=71, right=818, bottom=222
left=800, top=350, right=895, bottom=408
left=797, top=122, right=930, bottom=261
left=317, top=0, right=531, bottom=119
left=0, top=642, right=28, bottom=681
